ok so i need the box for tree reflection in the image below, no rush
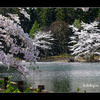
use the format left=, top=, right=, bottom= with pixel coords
left=51, top=73, right=71, bottom=93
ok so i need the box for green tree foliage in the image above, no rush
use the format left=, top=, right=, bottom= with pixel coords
left=97, top=8, right=100, bottom=17
left=63, top=8, right=98, bottom=24
left=49, top=20, right=72, bottom=55
left=63, top=8, right=78, bottom=24
left=82, top=8, right=98, bottom=23
left=0, top=7, right=99, bottom=56
left=38, top=8, right=48, bottom=26
left=94, top=8, right=100, bottom=29
left=29, top=20, right=40, bottom=38
left=0, top=8, right=19, bottom=16
left=55, top=8, right=65, bottom=21
left=73, top=19, right=81, bottom=29
left=38, top=8, right=56, bottom=27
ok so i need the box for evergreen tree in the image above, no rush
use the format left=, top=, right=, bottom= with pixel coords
left=29, top=20, right=40, bottom=38
left=38, top=8, right=48, bottom=26
left=38, top=8, right=56, bottom=27
left=55, top=8, right=65, bottom=21
left=45, top=8, right=56, bottom=26
left=63, top=8, right=77, bottom=24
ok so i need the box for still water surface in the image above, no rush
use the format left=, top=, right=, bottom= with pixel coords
left=26, top=62, right=100, bottom=93
left=1, top=62, right=100, bottom=93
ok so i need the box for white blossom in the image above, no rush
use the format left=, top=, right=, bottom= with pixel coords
left=19, top=8, right=30, bottom=20
left=74, top=7, right=89, bottom=12
left=7, top=13, right=20, bottom=24
left=69, top=21, right=100, bottom=60
left=33, top=31, right=54, bottom=49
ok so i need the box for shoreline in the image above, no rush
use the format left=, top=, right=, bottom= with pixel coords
left=38, top=58, right=100, bottom=63
left=38, top=57, right=100, bottom=63
left=38, top=54, right=100, bottom=63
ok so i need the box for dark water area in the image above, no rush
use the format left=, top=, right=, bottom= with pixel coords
left=1, top=62, right=100, bottom=93
left=0, top=62, right=22, bottom=81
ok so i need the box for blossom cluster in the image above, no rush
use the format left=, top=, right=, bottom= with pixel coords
left=0, top=8, right=54, bottom=77
left=33, top=31, right=54, bottom=49
left=7, top=13, right=20, bottom=24
left=18, top=7, right=30, bottom=20
left=69, top=21, right=100, bottom=59
left=74, top=7, right=89, bottom=12
left=0, top=14, right=39, bottom=75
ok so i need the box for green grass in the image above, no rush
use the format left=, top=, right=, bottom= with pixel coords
left=48, top=54, right=69, bottom=59
left=39, top=53, right=100, bottom=62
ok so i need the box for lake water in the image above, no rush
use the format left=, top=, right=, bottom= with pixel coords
left=1, top=62, right=100, bottom=93
left=26, top=62, right=100, bottom=93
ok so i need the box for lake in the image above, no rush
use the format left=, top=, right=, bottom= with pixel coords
left=26, top=62, right=100, bottom=93
left=1, top=62, right=100, bottom=93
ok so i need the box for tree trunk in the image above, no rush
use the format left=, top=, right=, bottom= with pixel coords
left=92, top=54, right=94, bottom=60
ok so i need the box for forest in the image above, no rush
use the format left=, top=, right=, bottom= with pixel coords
left=0, top=7, right=100, bottom=59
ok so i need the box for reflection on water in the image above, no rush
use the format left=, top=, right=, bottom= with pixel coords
left=26, top=67, right=72, bottom=92
left=0, top=64, right=22, bottom=81
left=1, top=62, right=100, bottom=92
left=51, top=75, right=71, bottom=92
left=26, top=62, right=100, bottom=93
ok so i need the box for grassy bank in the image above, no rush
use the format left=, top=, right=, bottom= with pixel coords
left=38, top=54, right=74, bottom=62
left=38, top=54, right=100, bottom=62
left=38, top=54, right=68, bottom=62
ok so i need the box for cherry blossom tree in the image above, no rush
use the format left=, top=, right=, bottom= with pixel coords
left=0, top=14, right=40, bottom=79
left=33, top=30, right=54, bottom=49
left=69, top=21, right=100, bottom=61
left=18, top=7, right=30, bottom=20
left=32, top=30, right=54, bottom=58
left=0, top=8, right=54, bottom=81
left=18, top=7, right=54, bottom=50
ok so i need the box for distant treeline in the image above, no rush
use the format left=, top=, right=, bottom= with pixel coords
left=0, top=7, right=100, bottom=56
